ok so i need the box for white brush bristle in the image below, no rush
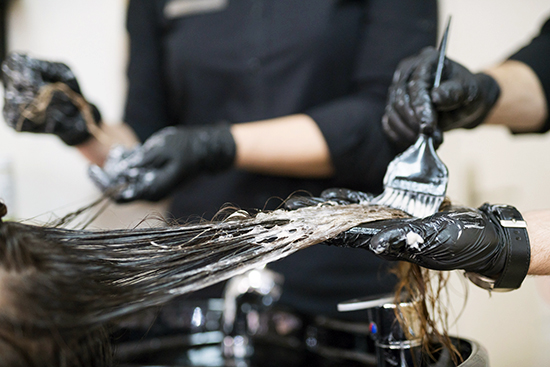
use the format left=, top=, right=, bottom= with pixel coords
left=373, top=189, right=444, bottom=218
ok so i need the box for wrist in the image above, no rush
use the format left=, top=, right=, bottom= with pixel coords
left=478, top=72, right=501, bottom=106
left=466, top=204, right=530, bottom=291
left=199, top=122, right=236, bottom=173
left=461, top=73, right=501, bottom=129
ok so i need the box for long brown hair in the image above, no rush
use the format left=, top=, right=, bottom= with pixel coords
left=0, top=199, right=408, bottom=366
left=0, top=216, right=112, bottom=366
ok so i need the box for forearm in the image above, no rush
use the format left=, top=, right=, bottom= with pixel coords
left=231, top=114, right=335, bottom=178
left=484, top=60, right=548, bottom=132
left=524, top=210, right=550, bottom=275
left=76, top=122, right=139, bottom=166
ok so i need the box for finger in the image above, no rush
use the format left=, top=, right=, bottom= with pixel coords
left=431, top=79, right=468, bottom=111
left=2, top=53, right=29, bottom=76
left=88, top=163, right=139, bottom=198
left=408, top=78, right=437, bottom=134
left=408, top=51, right=439, bottom=131
left=284, top=195, right=325, bottom=210
left=369, top=225, right=413, bottom=259
left=320, top=188, right=373, bottom=204
left=142, top=127, right=177, bottom=150
left=369, top=221, right=449, bottom=270
left=116, top=181, right=143, bottom=203
left=88, top=164, right=115, bottom=192
left=48, top=91, right=81, bottom=119
left=125, top=127, right=177, bottom=168
left=408, top=48, right=438, bottom=86
left=2, top=54, right=41, bottom=92
left=372, top=215, right=451, bottom=255
left=382, top=110, right=417, bottom=149
left=327, top=226, right=375, bottom=249
left=325, top=219, right=414, bottom=250
left=390, top=73, right=420, bottom=136
left=127, top=165, right=177, bottom=202
left=124, top=145, right=169, bottom=169
left=36, top=60, right=81, bottom=92
left=96, top=144, right=172, bottom=203
left=89, top=163, right=149, bottom=203
left=392, top=55, right=417, bottom=85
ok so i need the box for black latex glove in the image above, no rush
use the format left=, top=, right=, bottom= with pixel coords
left=369, top=204, right=518, bottom=278
left=2, top=52, right=101, bottom=146
left=383, top=47, right=501, bottom=151
left=88, top=124, right=236, bottom=202
left=284, top=187, right=374, bottom=210
left=285, top=188, right=412, bottom=248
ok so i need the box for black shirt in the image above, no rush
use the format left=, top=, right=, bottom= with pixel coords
left=124, top=0, right=437, bottom=318
left=509, top=17, right=550, bottom=133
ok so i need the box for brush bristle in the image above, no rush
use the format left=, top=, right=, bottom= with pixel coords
left=372, top=188, right=444, bottom=218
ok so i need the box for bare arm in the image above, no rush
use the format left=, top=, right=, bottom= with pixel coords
left=484, top=60, right=548, bottom=132
left=231, top=114, right=334, bottom=178
left=524, top=210, right=550, bottom=275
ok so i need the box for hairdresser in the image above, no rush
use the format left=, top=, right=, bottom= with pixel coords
left=2, top=0, right=437, bottom=362
left=382, top=18, right=550, bottom=151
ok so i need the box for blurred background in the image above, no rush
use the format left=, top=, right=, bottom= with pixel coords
left=0, top=0, right=549, bottom=365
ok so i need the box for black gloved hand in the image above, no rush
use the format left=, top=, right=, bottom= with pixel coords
left=284, top=187, right=374, bottom=210
left=2, top=52, right=102, bottom=146
left=285, top=188, right=411, bottom=248
left=383, top=47, right=500, bottom=151
left=88, top=124, right=236, bottom=202
left=369, top=203, right=531, bottom=289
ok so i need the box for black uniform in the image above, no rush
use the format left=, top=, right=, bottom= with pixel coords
left=124, top=0, right=437, bottom=319
left=509, top=17, right=550, bottom=132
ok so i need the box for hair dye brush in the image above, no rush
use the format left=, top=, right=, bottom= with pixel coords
left=372, top=18, right=451, bottom=218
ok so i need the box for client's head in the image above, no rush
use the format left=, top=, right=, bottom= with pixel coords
left=0, top=202, right=112, bottom=367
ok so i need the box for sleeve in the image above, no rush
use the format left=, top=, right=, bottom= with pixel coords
left=508, top=17, right=550, bottom=133
left=124, top=0, right=176, bottom=142
left=305, top=0, right=438, bottom=192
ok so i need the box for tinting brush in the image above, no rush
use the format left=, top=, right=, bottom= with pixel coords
left=371, top=17, right=451, bottom=218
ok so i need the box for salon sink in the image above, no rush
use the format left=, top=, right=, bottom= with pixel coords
left=116, top=335, right=488, bottom=367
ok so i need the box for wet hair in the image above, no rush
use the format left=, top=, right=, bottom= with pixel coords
left=393, top=262, right=461, bottom=364
left=0, top=200, right=408, bottom=366
left=0, top=206, right=113, bottom=367
left=392, top=198, right=463, bottom=364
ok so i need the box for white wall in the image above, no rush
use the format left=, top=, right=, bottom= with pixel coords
left=1, top=0, right=550, bottom=365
